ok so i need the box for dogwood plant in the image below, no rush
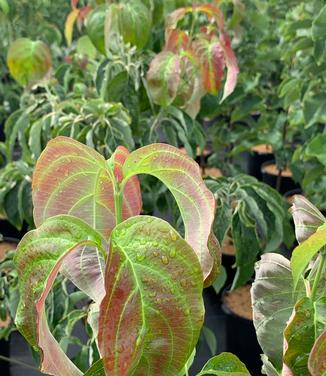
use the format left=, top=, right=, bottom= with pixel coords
left=14, top=136, right=228, bottom=375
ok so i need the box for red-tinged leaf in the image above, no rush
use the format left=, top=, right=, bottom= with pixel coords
left=193, top=36, right=225, bottom=95
left=174, top=50, right=205, bottom=119
left=283, top=297, right=326, bottom=376
left=71, top=0, right=79, bottom=9
left=14, top=215, right=106, bottom=375
left=289, top=195, right=325, bottom=243
left=7, top=38, right=52, bottom=87
left=204, top=233, right=221, bottom=288
left=32, top=136, right=141, bottom=239
left=111, top=146, right=142, bottom=221
left=98, top=216, right=204, bottom=375
left=165, top=4, right=225, bottom=38
left=308, top=328, right=326, bottom=376
left=77, top=5, right=92, bottom=30
left=219, top=33, right=239, bottom=102
left=65, top=8, right=80, bottom=46
left=147, top=51, right=182, bottom=107
left=122, top=144, right=216, bottom=280
left=165, top=30, right=190, bottom=53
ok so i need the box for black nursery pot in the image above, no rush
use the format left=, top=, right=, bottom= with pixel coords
left=247, top=144, right=273, bottom=181
left=261, top=161, right=300, bottom=194
left=222, top=253, right=236, bottom=287
left=221, top=285, right=263, bottom=376
left=0, top=338, right=10, bottom=373
left=0, top=218, right=28, bottom=239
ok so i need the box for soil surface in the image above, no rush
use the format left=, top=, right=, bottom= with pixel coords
left=251, top=144, right=273, bottom=154
left=223, top=285, right=253, bottom=320
left=203, top=167, right=223, bottom=178
left=179, top=147, right=212, bottom=157
left=262, top=163, right=292, bottom=178
left=222, top=237, right=236, bottom=256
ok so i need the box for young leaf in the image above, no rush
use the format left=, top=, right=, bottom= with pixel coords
left=199, top=352, right=251, bottom=375
left=86, top=5, right=106, bottom=55
left=291, top=224, right=326, bottom=290
left=14, top=215, right=105, bottom=376
left=122, top=143, right=216, bottom=280
left=289, top=195, right=325, bottom=243
left=219, top=33, right=239, bottom=102
left=7, top=38, right=52, bottom=87
left=251, top=253, right=304, bottom=370
left=32, top=136, right=141, bottom=239
left=98, top=216, right=204, bottom=375
left=283, top=297, right=326, bottom=376
left=147, top=51, right=182, bottom=107
left=65, top=8, right=80, bottom=46
left=193, top=37, right=225, bottom=96
left=308, top=328, right=326, bottom=376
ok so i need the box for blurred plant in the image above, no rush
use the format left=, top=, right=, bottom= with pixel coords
left=206, top=174, right=293, bottom=289
left=251, top=195, right=326, bottom=376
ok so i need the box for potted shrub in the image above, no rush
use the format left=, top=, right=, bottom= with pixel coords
left=251, top=195, right=326, bottom=375
left=11, top=136, right=259, bottom=375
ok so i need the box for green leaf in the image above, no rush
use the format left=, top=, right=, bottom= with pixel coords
left=147, top=51, right=181, bottom=107
left=231, top=212, right=261, bottom=289
left=32, top=136, right=141, bottom=239
left=7, top=38, right=52, bottom=86
left=284, top=297, right=326, bottom=376
left=198, top=352, right=251, bottom=375
left=105, top=0, right=151, bottom=52
left=306, top=134, right=326, bottom=166
left=76, top=36, right=97, bottom=59
left=291, top=224, right=326, bottom=290
left=98, top=216, right=204, bottom=375
left=123, top=143, right=217, bottom=280
left=251, top=253, right=304, bottom=370
left=312, top=5, right=326, bottom=41
left=14, top=215, right=105, bottom=376
left=0, top=0, right=9, bottom=15
left=202, top=326, right=217, bottom=356
left=86, top=5, right=106, bottom=55
left=84, top=359, right=105, bottom=376
left=308, top=328, right=326, bottom=376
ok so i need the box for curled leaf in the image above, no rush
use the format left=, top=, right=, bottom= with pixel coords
left=123, top=143, right=216, bottom=280
left=289, top=195, right=325, bottom=243
left=308, top=328, right=326, bottom=376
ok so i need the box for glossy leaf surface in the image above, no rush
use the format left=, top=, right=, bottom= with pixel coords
left=7, top=38, right=52, bottom=86
left=98, top=216, right=204, bottom=375
left=123, top=143, right=216, bottom=279
left=14, top=215, right=105, bottom=375
left=32, top=136, right=141, bottom=239
left=86, top=5, right=106, bottom=54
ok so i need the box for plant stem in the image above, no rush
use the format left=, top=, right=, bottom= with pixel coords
left=311, top=250, right=326, bottom=301
left=185, top=365, right=189, bottom=376
left=0, top=355, right=39, bottom=370
left=114, top=182, right=123, bottom=226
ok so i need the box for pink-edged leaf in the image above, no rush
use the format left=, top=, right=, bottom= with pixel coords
left=14, top=215, right=106, bottom=375
left=308, top=328, right=326, bottom=376
left=165, top=4, right=225, bottom=39
left=32, top=136, right=141, bottom=239
left=122, top=144, right=216, bottom=280
left=147, top=51, right=182, bottom=107
left=98, top=216, right=204, bottom=375
left=193, top=36, right=225, bottom=96
left=71, top=0, right=79, bottom=9
left=165, top=30, right=190, bottom=53
left=77, top=5, right=92, bottom=30
left=289, top=195, right=325, bottom=244
left=111, top=146, right=142, bottom=221
left=283, top=297, right=326, bottom=376
left=219, top=33, right=239, bottom=102
left=65, top=8, right=80, bottom=46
